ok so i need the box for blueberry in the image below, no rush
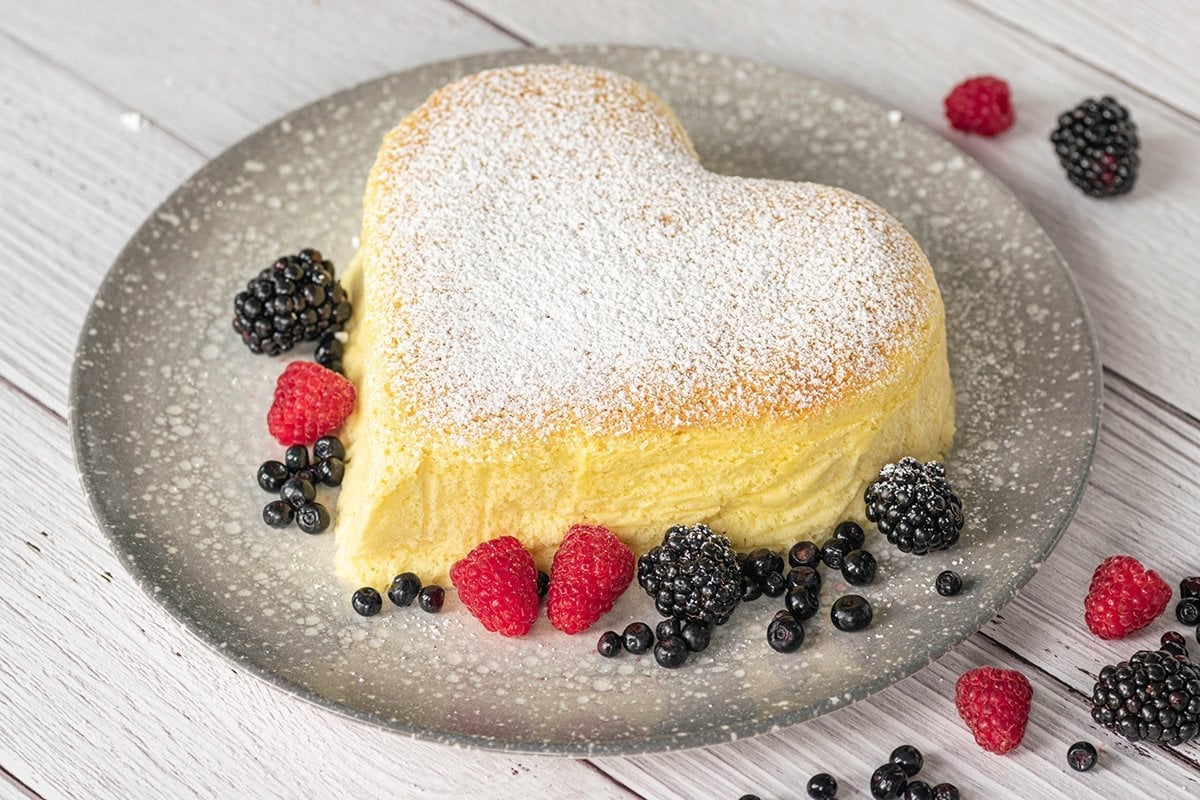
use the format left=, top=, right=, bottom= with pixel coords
left=821, top=538, right=850, bottom=570
left=654, top=634, right=688, bottom=668
left=387, top=572, right=421, bottom=606
left=767, top=613, right=805, bottom=653
left=1177, top=598, right=1200, bottom=626
left=656, top=617, right=681, bottom=641
left=536, top=570, right=550, bottom=599
left=1180, top=576, right=1200, bottom=600
left=743, top=548, right=784, bottom=579
left=257, top=460, right=290, bottom=492
left=786, top=566, right=822, bottom=594
left=788, top=540, right=822, bottom=569
left=738, top=796, right=761, bottom=800
left=831, top=595, right=873, bottom=632
left=903, top=781, right=933, bottom=800
left=935, top=570, right=963, bottom=597
left=931, top=784, right=959, bottom=800
left=1067, top=740, right=1097, bottom=772
left=741, top=575, right=763, bottom=602
left=833, top=520, right=865, bottom=550
left=262, top=500, right=294, bottom=528
left=761, top=570, right=787, bottom=598
left=284, top=444, right=310, bottom=472
left=806, top=773, right=837, bottom=799
left=785, top=587, right=821, bottom=620
left=680, top=620, right=712, bottom=652
left=314, top=457, right=345, bottom=487
left=597, top=631, right=622, bottom=657
left=622, top=622, right=654, bottom=654
left=290, top=469, right=317, bottom=486
left=418, top=585, right=445, bottom=613
left=890, top=744, right=923, bottom=777
left=295, top=502, right=330, bottom=534
left=313, top=436, right=345, bottom=461
left=351, top=587, right=382, bottom=617
left=279, top=477, right=315, bottom=508
left=870, top=763, right=908, bottom=799
left=841, top=549, right=878, bottom=586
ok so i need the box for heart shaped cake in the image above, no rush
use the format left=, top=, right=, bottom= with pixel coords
left=335, top=64, right=955, bottom=587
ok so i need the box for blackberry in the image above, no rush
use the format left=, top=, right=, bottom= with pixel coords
left=1090, top=644, right=1200, bottom=745
left=680, top=620, right=712, bottom=653
left=597, top=631, right=622, bottom=658
left=418, top=585, right=445, bottom=613
left=1050, top=96, right=1139, bottom=198
left=864, top=457, right=963, bottom=555
left=351, top=587, right=382, bottom=617
left=387, top=572, right=421, bottom=607
left=889, top=744, right=923, bottom=777
left=295, top=502, right=330, bottom=534
left=314, top=331, right=345, bottom=374
left=831, top=595, right=873, bottom=632
left=788, top=540, right=822, bottom=569
left=312, top=436, right=345, bottom=462
left=262, top=500, right=294, bottom=528
left=841, top=549, right=878, bottom=586
left=314, top=457, right=345, bottom=487
left=233, top=249, right=352, bottom=355
left=1067, top=741, right=1097, bottom=772
left=833, top=520, right=865, bottom=550
left=1178, top=598, right=1200, bottom=626
left=935, top=570, right=963, bottom=597
left=636, top=524, right=742, bottom=625
left=767, top=613, right=805, bottom=653
left=806, top=773, right=837, bottom=799
left=257, top=460, right=290, bottom=492
left=654, top=634, right=689, bottom=668
left=622, top=622, right=654, bottom=654
left=870, top=763, right=908, bottom=799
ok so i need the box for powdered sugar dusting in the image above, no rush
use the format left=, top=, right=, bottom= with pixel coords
left=362, top=65, right=935, bottom=442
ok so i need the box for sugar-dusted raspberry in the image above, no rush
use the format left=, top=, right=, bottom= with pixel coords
left=546, top=525, right=634, bottom=634
left=266, top=361, right=355, bottom=446
left=955, top=666, right=1033, bottom=754
left=1084, top=555, right=1171, bottom=639
left=450, top=536, right=540, bottom=637
left=944, top=76, right=1014, bottom=136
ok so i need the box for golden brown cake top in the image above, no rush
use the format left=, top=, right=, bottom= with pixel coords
left=359, top=64, right=942, bottom=444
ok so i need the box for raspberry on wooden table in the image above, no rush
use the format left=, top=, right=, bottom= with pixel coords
left=266, top=361, right=356, bottom=446
left=1084, top=555, right=1172, bottom=639
left=449, top=536, right=540, bottom=637
left=943, top=76, right=1014, bottom=136
left=546, top=525, right=635, bottom=634
left=955, top=666, right=1033, bottom=755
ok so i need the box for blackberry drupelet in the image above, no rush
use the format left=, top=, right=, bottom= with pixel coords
left=1050, top=96, right=1139, bottom=198
left=232, top=249, right=352, bottom=356
left=636, top=524, right=742, bottom=625
left=865, top=457, right=963, bottom=555
left=1090, top=644, right=1200, bottom=745
left=314, top=331, right=345, bottom=374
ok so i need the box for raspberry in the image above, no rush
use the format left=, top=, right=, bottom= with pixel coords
left=1084, top=555, right=1171, bottom=639
left=546, top=525, right=634, bottom=634
left=955, top=666, right=1033, bottom=755
left=944, top=76, right=1014, bottom=136
left=266, top=361, right=355, bottom=445
left=449, top=536, right=539, bottom=637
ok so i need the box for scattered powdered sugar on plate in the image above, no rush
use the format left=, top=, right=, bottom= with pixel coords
left=366, top=64, right=937, bottom=441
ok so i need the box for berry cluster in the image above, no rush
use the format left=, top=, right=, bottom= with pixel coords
left=352, top=571, right=445, bottom=617
left=1090, top=632, right=1200, bottom=746
left=257, top=436, right=345, bottom=533
left=637, top=524, right=742, bottom=625
left=597, top=617, right=712, bottom=669
left=233, top=249, right=351, bottom=356
left=742, top=745, right=959, bottom=800
left=865, top=458, right=964, bottom=555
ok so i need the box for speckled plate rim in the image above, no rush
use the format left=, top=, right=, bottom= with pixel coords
left=69, top=44, right=1102, bottom=756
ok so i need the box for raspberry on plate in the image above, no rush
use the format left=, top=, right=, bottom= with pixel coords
left=266, top=361, right=356, bottom=446
left=546, top=525, right=635, bottom=634
left=944, top=76, right=1014, bottom=136
left=955, top=666, right=1033, bottom=754
left=1084, top=555, right=1171, bottom=639
left=449, top=536, right=540, bottom=637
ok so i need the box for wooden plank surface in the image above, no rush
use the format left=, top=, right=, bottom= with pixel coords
left=1, top=1, right=1198, bottom=797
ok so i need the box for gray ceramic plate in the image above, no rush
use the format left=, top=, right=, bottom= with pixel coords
left=70, top=45, right=1100, bottom=756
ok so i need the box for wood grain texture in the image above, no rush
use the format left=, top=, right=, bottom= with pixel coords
left=0, top=381, right=635, bottom=800
left=976, top=0, right=1200, bottom=120
left=464, top=0, right=1200, bottom=418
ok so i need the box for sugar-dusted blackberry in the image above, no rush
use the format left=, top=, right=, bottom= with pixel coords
left=1090, top=644, right=1200, bottom=745
left=831, top=595, right=873, bottom=632
left=622, top=622, right=654, bottom=654
left=257, top=460, right=290, bottom=492
left=314, top=331, right=345, bottom=373
left=865, top=457, right=963, bottom=555
left=262, top=500, right=294, bottom=528
left=1178, top=598, right=1200, bottom=626
left=597, top=630, right=622, bottom=657
left=841, top=549, right=878, bottom=586
left=806, top=773, right=837, bottom=800
left=788, top=540, right=822, bottom=569
left=1050, top=96, right=1139, bottom=198
left=312, top=436, right=345, bottom=462
left=636, top=524, right=742, bottom=625
left=833, top=520, right=865, bottom=550
left=314, top=457, right=345, bottom=487
left=387, top=572, right=421, bottom=607
left=680, top=620, right=712, bottom=653
left=654, top=634, right=689, bottom=668
left=233, top=249, right=352, bottom=355
left=351, top=587, right=382, bottom=617
left=767, top=612, right=805, bottom=653
left=295, top=502, right=330, bottom=534
left=936, top=570, right=963, bottom=597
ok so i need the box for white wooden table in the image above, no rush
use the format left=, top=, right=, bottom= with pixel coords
left=3, top=2, right=1198, bottom=797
